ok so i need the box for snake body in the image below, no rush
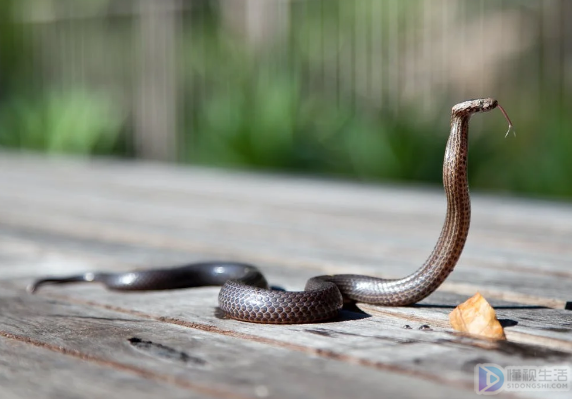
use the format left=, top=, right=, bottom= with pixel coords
left=30, top=98, right=505, bottom=324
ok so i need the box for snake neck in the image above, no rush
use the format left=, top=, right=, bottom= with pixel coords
left=404, top=113, right=472, bottom=299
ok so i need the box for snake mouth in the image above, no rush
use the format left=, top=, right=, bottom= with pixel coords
left=452, top=98, right=513, bottom=137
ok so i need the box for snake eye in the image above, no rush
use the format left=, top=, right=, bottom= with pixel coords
left=478, top=98, right=498, bottom=112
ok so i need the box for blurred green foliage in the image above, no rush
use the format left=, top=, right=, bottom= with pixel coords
left=185, top=54, right=446, bottom=183
left=181, top=1, right=572, bottom=200
left=0, top=0, right=126, bottom=156
left=1, top=0, right=572, bottom=200
left=183, top=3, right=449, bottom=185
left=0, top=90, right=124, bottom=154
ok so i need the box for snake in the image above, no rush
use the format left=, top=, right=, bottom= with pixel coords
left=29, top=98, right=513, bottom=324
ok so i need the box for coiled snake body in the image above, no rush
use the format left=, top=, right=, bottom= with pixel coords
left=30, top=98, right=511, bottom=324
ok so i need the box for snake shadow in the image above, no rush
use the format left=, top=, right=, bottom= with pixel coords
left=337, top=302, right=372, bottom=321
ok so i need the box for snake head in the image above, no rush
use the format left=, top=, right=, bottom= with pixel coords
left=452, top=98, right=498, bottom=116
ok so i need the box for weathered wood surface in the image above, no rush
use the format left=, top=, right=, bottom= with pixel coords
left=0, top=152, right=571, bottom=399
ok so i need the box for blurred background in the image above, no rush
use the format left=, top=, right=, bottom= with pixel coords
left=0, top=0, right=571, bottom=199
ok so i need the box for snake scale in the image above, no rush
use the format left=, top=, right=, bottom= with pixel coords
left=30, top=98, right=512, bottom=324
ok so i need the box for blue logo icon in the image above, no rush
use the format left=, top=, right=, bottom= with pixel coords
left=475, top=364, right=505, bottom=394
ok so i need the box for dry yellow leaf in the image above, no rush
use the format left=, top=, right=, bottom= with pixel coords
left=449, top=292, right=506, bottom=340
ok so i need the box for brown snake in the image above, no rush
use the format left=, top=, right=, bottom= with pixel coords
left=30, top=98, right=513, bottom=324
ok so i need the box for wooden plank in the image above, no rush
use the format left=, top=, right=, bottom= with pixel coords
left=1, top=154, right=571, bottom=273
left=0, top=337, right=204, bottom=399
left=1, top=152, right=571, bottom=229
left=0, top=287, right=479, bottom=399
left=359, top=301, right=572, bottom=350
left=1, top=155, right=570, bottom=272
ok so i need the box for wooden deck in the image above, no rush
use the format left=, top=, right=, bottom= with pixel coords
left=0, top=152, right=570, bottom=399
